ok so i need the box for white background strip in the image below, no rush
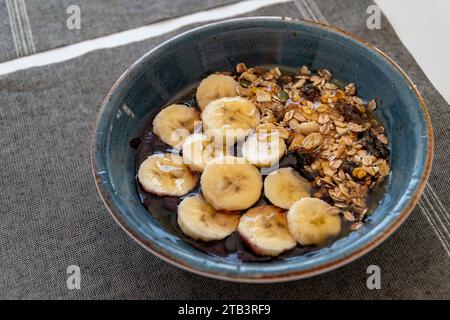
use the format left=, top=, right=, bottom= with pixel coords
left=375, top=0, right=450, bottom=104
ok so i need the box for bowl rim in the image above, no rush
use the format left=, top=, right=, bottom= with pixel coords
left=90, top=16, right=434, bottom=283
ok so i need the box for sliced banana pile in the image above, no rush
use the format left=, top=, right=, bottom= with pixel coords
left=138, top=153, right=198, bottom=196
left=202, top=96, right=260, bottom=141
left=178, top=195, right=240, bottom=241
left=196, top=74, right=238, bottom=110
left=201, top=156, right=263, bottom=211
left=238, top=205, right=296, bottom=256
left=287, top=197, right=341, bottom=245
left=138, top=71, right=345, bottom=258
left=152, top=104, right=200, bottom=148
left=264, top=168, right=311, bottom=209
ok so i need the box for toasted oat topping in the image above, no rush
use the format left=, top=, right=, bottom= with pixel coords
left=235, top=63, right=390, bottom=222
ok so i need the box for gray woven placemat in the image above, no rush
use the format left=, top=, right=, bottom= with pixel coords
left=0, top=0, right=239, bottom=62
left=0, top=0, right=449, bottom=299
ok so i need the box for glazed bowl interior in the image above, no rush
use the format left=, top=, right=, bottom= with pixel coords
left=92, top=17, right=432, bottom=282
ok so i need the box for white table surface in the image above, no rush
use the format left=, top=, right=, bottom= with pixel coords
left=0, top=0, right=448, bottom=104
left=376, top=0, right=450, bottom=104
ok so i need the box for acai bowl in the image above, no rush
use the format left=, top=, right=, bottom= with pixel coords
left=91, top=17, right=433, bottom=282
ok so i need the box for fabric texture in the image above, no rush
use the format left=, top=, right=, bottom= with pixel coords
left=0, top=0, right=240, bottom=62
left=0, top=0, right=449, bottom=299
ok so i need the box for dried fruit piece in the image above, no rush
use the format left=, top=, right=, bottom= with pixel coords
left=358, top=130, right=389, bottom=158
left=335, top=100, right=364, bottom=123
left=342, top=160, right=359, bottom=177
left=292, top=149, right=318, bottom=167
left=300, top=84, right=321, bottom=101
left=352, top=167, right=367, bottom=179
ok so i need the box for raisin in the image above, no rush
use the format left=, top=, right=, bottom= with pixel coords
left=296, top=168, right=318, bottom=181
left=342, top=160, right=359, bottom=177
left=286, top=149, right=319, bottom=181
left=291, top=148, right=317, bottom=166
left=300, top=84, right=321, bottom=101
left=358, top=131, right=389, bottom=158
left=129, top=137, right=141, bottom=149
left=335, top=100, right=364, bottom=123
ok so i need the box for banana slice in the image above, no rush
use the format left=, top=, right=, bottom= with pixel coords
left=178, top=195, right=240, bottom=241
left=264, top=168, right=311, bottom=209
left=181, top=133, right=230, bottom=172
left=201, top=97, right=260, bottom=141
left=152, top=104, right=200, bottom=147
left=138, top=153, right=198, bottom=196
left=238, top=205, right=296, bottom=256
left=287, top=197, right=341, bottom=245
left=200, top=156, right=263, bottom=211
left=242, top=132, right=286, bottom=167
left=196, top=74, right=238, bottom=111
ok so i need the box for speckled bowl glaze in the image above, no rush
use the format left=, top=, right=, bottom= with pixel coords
left=91, top=17, right=433, bottom=282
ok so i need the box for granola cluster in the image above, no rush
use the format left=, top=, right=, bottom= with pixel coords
left=233, top=63, right=390, bottom=228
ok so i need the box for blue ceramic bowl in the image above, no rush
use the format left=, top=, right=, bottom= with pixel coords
left=91, top=17, right=433, bottom=282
